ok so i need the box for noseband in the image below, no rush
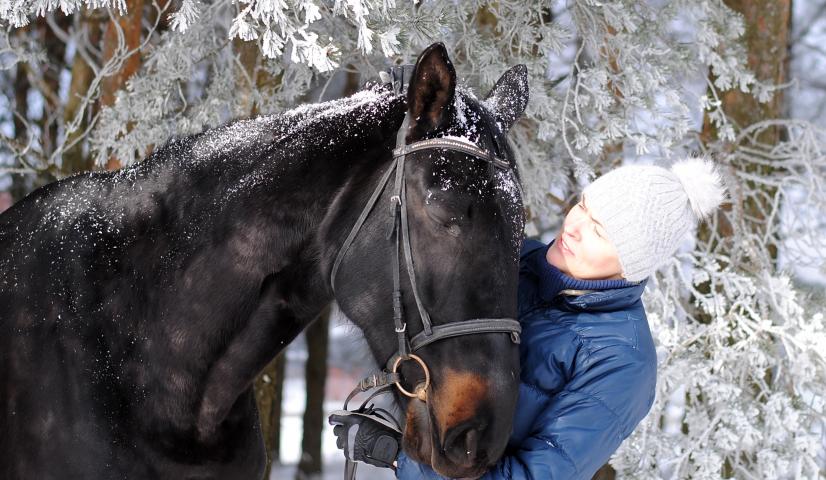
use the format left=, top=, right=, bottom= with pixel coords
left=331, top=68, right=521, bottom=406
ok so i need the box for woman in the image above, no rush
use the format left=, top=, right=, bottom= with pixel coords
left=332, top=157, right=726, bottom=479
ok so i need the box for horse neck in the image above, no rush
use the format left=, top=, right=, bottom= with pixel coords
left=138, top=91, right=406, bottom=271
left=116, top=93, right=406, bottom=437
left=122, top=99, right=405, bottom=334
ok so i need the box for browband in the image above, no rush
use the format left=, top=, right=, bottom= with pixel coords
left=393, top=137, right=510, bottom=170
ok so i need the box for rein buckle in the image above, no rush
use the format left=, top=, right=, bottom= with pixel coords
left=359, top=374, right=379, bottom=391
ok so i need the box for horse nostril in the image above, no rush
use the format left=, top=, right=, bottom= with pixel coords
left=443, top=421, right=486, bottom=466
left=463, top=427, right=480, bottom=458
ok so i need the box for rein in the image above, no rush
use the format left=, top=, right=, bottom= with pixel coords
left=330, top=66, right=521, bottom=411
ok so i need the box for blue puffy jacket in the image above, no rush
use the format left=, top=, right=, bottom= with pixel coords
left=396, top=239, right=657, bottom=480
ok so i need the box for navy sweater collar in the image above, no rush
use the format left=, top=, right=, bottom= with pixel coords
left=530, top=242, right=635, bottom=302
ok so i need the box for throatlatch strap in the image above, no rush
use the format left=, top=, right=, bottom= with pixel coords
left=330, top=160, right=398, bottom=294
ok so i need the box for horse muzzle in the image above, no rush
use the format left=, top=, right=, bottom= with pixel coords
left=401, top=367, right=515, bottom=479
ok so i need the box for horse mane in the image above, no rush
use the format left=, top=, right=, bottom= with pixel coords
left=148, top=84, right=403, bottom=173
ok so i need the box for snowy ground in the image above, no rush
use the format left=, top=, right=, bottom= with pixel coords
left=271, top=458, right=395, bottom=480
left=269, top=317, right=397, bottom=480
left=269, top=383, right=395, bottom=480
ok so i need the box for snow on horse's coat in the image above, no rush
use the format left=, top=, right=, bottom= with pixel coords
left=0, top=43, right=529, bottom=480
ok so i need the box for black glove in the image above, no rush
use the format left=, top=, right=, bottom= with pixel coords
left=328, top=406, right=402, bottom=470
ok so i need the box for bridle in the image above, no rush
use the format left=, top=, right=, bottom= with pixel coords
left=330, top=66, right=522, bottom=409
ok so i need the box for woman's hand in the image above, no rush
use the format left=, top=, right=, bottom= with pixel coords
left=328, top=408, right=402, bottom=470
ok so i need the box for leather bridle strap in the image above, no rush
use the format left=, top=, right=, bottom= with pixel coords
left=390, top=152, right=411, bottom=358
left=393, top=137, right=508, bottom=170
left=336, top=65, right=521, bottom=480
left=331, top=133, right=511, bottom=296
left=331, top=78, right=521, bottom=407
left=396, top=149, right=432, bottom=338
left=330, top=159, right=398, bottom=296
left=334, top=122, right=524, bottom=397
left=409, top=318, right=521, bottom=351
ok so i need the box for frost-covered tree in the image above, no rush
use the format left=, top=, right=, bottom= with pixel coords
left=2, top=1, right=825, bottom=478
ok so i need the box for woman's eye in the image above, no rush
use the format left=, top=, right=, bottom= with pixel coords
left=593, top=225, right=602, bottom=238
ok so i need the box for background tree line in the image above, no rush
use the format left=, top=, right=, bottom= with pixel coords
left=2, top=0, right=825, bottom=478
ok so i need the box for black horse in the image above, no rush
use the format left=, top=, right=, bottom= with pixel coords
left=0, top=43, right=528, bottom=479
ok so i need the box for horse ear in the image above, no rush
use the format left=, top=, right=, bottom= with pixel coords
left=406, top=42, right=456, bottom=140
left=484, top=64, right=529, bottom=131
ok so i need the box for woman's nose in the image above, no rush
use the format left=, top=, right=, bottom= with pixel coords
left=563, top=222, right=580, bottom=240
left=564, top=217, right=586, bottom=238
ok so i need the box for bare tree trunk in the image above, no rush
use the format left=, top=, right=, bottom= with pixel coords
left=231, top=38, right=290, bottom=479
left=10, top=42, right=32, bottom=202
left=36, top=15, right=68, bottom=159
left=254, top=353, right=287, bottom=479
left=296, top=307, right=331, bottom=480
left=63, top=11, right=103, bottom=174
left=699, top=0, right=792, bottom=260
left=696, top=2, right=792, bottom=475
left=100, top=0, right=145, bottom=170
left=233, top=37, right=261, bottom=116
left=12, top=43, right=29, bottom=140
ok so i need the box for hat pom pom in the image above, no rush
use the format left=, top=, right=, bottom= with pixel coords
left=671, top=157, right=726, bottom=220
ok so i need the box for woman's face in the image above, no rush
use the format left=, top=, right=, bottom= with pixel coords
left=546, top=195, right=624, bottom=280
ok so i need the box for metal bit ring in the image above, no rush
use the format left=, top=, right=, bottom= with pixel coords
left=391, top=354, right=430, bottom=401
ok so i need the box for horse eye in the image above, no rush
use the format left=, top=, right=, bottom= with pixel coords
left=446, top=224, right=461, bottom=237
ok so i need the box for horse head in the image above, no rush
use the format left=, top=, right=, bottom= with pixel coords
left=323, top=43, right=528, bottom=478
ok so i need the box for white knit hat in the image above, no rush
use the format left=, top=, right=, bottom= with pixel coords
left=582, top=157, right=726, bottom=282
